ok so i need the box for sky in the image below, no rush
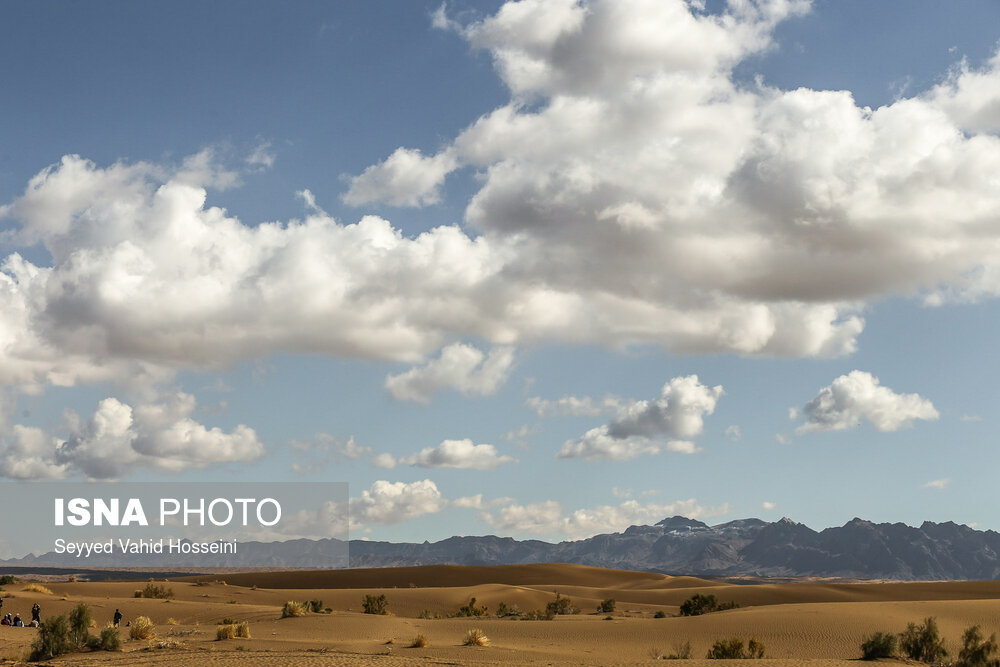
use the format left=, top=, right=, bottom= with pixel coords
left=1, top=0, right=1000, bottom=545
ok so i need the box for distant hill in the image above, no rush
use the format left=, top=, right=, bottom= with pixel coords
left=5, top=517, right=1000, bottom=580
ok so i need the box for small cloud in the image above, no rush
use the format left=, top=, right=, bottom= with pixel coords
left=724, top=425, right=742, bottom=442
left=246, top=141, right=275, bottom=171
left=385, top=344, right=515, bottom=404
left=794, top=371, right=938, bottom=434
left=371, top=453, right=398, bottom=469
left=762, top=501, right=776, bottom=510
left=611, top=486, right=633, bottom=499
left=923, top=478, right=950, bottom=490
left=775, top=433, right=790, bottom=445
left=960, top=414, right=982, bottom=422
left=401, top=439, right=516, bottom=470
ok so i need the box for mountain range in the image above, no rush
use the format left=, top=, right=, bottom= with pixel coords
left=6, top=517, right=1000, bottom=580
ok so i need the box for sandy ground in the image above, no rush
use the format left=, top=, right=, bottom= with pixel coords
left=0, top=563, right=997, bottom=665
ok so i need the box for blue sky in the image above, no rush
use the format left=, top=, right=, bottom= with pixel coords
left=1, top=0, right=999, bottom=545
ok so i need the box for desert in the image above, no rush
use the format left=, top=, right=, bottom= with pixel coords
left=0, top=564, right=998, bottom=665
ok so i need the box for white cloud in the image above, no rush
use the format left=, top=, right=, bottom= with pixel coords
left=350, top=479, right=448, bottom=525
left=558, top=375, right=720, bottom=461
left=481, top=497, right=730, bottom=539
left=526, top=394, right=622, bottom=417
left=385, top=343, right=515, bottom=404
left=724, top=425, right=742, bottom=441
left=762, top=501, right=776, bottom=510
left=0, top=392, right=263, bottom=480
left=960, top=414, right=983, bottom=422
left=795, top=370, right=939, bottom=434
left=923, top=478, right=950, bottom=490
left=343, top=147, right=458, bottom=207
left=401, top=438, right=516, bottom=470
left=246, top=141, right=275, bottom=171
left=370, top=452, right=398, bottom=469
left=289, top=434, right=371, bottom=474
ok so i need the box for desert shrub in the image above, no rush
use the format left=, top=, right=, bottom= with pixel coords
left=129, top=616, right=155, bottom=640
left=707, top=637, right=765, bottom=659
left=496, top=601, right=523, bottom=617
left=67, top=575, right=77, bottom=583
left=410, top=633, right=428, bottom=648
left=308, top=599, right=325, bottom=613
left=455, top=596, right=488, bottom=617
left=24, top=583, right=53, bottom=595
left=546, top=593, right=578, bottom=616
left=235, top=621, right=251, bottom=638
left=667, top=640, right=693, bottom=659
left=463, top=628, right=490, bottom=646
left=98, top=626, right=121, bottom=651
left=217, top=624, right=237, bottom=640
left=679, top=593, right=740, bottom=617
left=362, top=593, right=388, bottom=615
left=417, top=608, right=436, bottom=619
left=68, top=603, right=93, bottom=649
left=29, top=615, right=74, bottom=661
left=958, top=625, right=1000, bottom=667
left=218, top=617, right=238, bottom=625
left=166, top=617, right=179, bottom=625
left=523, top=608, right=555, bottom=621
left=900, top=617, right=948, bottom=663
left=654, top=610, right=668, bottom=619
left=140, top=582, right=174, bottom=599
left=597, top=598, right=616, bottom=613
left=861, top=632, right=898, bottom=660
left=281, top=601, right=307, bottom=618
left=134, top=589, right=144, bottom=597
left=0, top=575, right=16, bottom=585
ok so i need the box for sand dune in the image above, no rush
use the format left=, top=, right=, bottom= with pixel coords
left=1, top=564, right=998, bottom=665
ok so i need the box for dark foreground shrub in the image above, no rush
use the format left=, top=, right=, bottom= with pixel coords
left=68, top=603, right=93, bottom=649
left=958, top=624, right=1000, bottom=667
left=680, top=593, right=740, bottom=616
left=98, top=626, right=121, bottom=651
left=362, top=593, right=388, bottom=615
left=861, top=631, right=898, bottom=660
left=597, top=598, right=616, bottom=613
left=654, top=610, right=668, bottom=619
left=29, top=615, right=74, bottom=661
left=900, top=617, right=948, bottom=663
left=707, top=637, right=765, bottom=659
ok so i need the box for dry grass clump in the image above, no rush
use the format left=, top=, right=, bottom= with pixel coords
left=23, top=583, right=53, bottom=595
left=165, top=618, right=179, bottom=626
left=463, top=628, right=490, bottom=647
left=129, top=616, right=155, bottom=640
left=281, top=601, right=307, bottom=618
left=410, top=633, right=428, bottom=648
left=216, top=622, right=250, bottom=641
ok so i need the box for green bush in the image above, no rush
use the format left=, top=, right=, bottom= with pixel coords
left=900, top=617, right=948, bottom=663
left=679, top=593, right=740, bottom=616
left=496, top=601, right=523, bottom=617
left=861, top=632, right=898, bottom=660
left=139, top=582, right=174, bottom=599
left=362, top=593, right=388, bottom=615
left=308, top=599, right=325, bottom=613
left=68, top=603, right=93, bottom=649
left=98, top=626, right=121, bottom=651
left=0, top=575, right=16, bottom=586
left=29, top=615, right=74, bottom=661
left=545, top=593, right=578, bottom=616
left=597, top=598, right=616, bottom=613
left=707, top=637, right=765, bottom=659
left=958, top=624, right=1000, bottom=667
left=522, top=608, right=555, bottom=621
left=455, top=596, right=488, bottom=617
left=654, top=610, right=668, bottom=619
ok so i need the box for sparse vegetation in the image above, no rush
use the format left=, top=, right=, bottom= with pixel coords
left=308, top=599, right=326, bottom=613
left=98, top=626, right=121, bottom=651
left=522, top=608, right=556, bottom=621
left=455, top=596, right=489, bottom=617
left=216, top=621, right=251, bottom=640
left=129, top=616, right=155, bottom=640
left=900, top=617, right=947, bottom=664
left=0, top=575, right=16, bottom=586
left=362, top=593, right=389, bottom=615
left=654, top=610, right=668, bottom=619
left=219, top=617, right=238, bottom=625
left=410, top=633, right=428, bottom=648
left=706, top=637, right=765, bottom=659
left=861, top=632, right=898, bottom=660
left=281, top=601, right=307, bottom=618
left=958, top=624, right=999, bottom=667
left=166, top=617, right=179, bottom=626
left=68, top=603, right=93, bottom=649
left=679, top=593, right=740, bottom=616
left=667, top=640, right=693, bottom=659
left=29, top=615, right=73, bottom=661
left=136, top=582, right=174, bottom=599
left=597, top=598, right=616, bottom=613
left=418, top=608, right=437, bottom=619
left=24, top=583, right=53, bottom=595
left=463, top=628, right=490, bottom=646
left=546, top=593, right=579, bottom=616
left=497, top=601, right=523, bottom=618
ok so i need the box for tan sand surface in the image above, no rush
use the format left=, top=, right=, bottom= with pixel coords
left=0, top=564, right=997, bottom=665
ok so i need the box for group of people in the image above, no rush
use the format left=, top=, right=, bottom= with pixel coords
left=0, top=601, right=42, bottom=628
